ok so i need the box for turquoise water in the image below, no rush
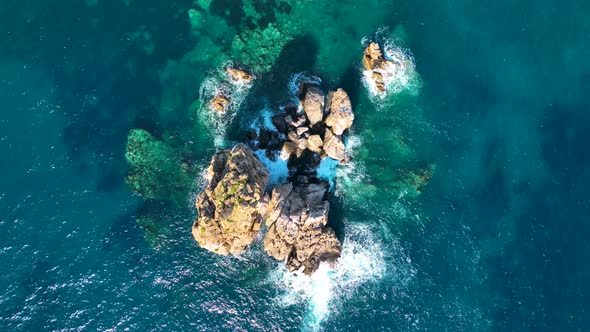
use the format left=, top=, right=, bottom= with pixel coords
left=1, top=0, right=590, bottom=331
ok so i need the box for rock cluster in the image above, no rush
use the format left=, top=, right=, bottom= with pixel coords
left=194, top=82, right=356, bottom=275
left=263, top=178, right=341, bottom=275
left=192, top=143, right=269, bottom=256
left=362, top=42, right=398, bottom=93
left=261, top=84, right=354, bottom=163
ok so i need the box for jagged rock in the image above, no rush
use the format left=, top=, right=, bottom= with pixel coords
left=323, top=128, right=346, bottom=162
left=301, top=86, right=325, bottom=126
left=192, top=144, right=269, bottom=256
left=210, top=94, right=230, bottom=113
left=264, top=180, right=341, bottom=275
left=363, top=42, right=384, bottom=71
left=325, top=88, right=354, bottom=135
left=362, top=42, right=397, bottom=93
left=226, top=67, right=252, bottom=83
left=272, top=114, right=288, bottom=134
left=245, top=129, right=257, bottom=141
left=291, top=115, right=307, bottom=128
left=258, top=128, right=271, bottom=149
left=296, top=126, right=309, bottom=136
left=307, top=134, right=323, bottom=154
left=281, top=141, right=298, bottom=158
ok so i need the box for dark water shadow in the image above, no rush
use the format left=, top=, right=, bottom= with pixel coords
left=210, top=0, right=245, bottom=28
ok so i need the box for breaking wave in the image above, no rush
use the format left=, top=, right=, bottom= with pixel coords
left=268, top=223, right=414, bottom=330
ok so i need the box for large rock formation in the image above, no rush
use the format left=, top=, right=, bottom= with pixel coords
left=263, top=178, right=341, bottom=275
left=192, top=144, right=269, bottom=256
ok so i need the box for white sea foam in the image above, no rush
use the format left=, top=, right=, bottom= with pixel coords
left=269, top=223, right=413, bottom=330
left=198, top=64, right=254, bottom=148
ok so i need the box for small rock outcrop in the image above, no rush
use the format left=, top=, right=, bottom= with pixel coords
left=263, top=178, right=341, bottom=275
left=192, top=144, right=269, bottom=256
left=226, top=67, right=253, bottom=84
left=210, top=94, right=230, bottom=113
left=362, top=42, right=397, bottom=93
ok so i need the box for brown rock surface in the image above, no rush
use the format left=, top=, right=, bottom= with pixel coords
left=226, top=67, right=253, bottom=83
left=210, top=94, right=230, bottom=113
left=323, top=128, right=346, bottom=162
left=263, top=180, right=341, bottom=274
left=325, top=88, right=354, bottom=135
left=192, top=144, right=269, bottom=256
left=301, top=86, right=325, bottom=126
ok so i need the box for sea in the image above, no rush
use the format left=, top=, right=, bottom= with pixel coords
left=1, top=0, right=589, bottom=331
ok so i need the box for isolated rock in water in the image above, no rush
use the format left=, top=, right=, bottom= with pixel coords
left=210, top=94, right=230, bottom=113
left=263, top=180, right=341, bottom=275
left=323, top=127, right=346, bottom=162
left=362, top=42, right=398, bottom=93
left=301, top=85, right=325, bottom=126
left=192, top=144, right=269, bottom=256
left=325, top=88, right=354, bottom=135
left=307, top=134, right=323, bottom=154
left=226, top=67, right=252, bottom=83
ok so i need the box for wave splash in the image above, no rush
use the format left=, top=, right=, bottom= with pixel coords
left=268, top=223, right=413, bottom=330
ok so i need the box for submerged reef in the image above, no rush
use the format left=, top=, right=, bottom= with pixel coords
left=124, top=129, right=196, bottom=204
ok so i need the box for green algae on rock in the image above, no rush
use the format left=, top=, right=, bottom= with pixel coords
left=125, top=129, right=195, bottom=204
left=192, top=143, right=269, bottom=256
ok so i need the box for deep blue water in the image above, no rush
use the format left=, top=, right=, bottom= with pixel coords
left=1, top=0, right=590, bottom=331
